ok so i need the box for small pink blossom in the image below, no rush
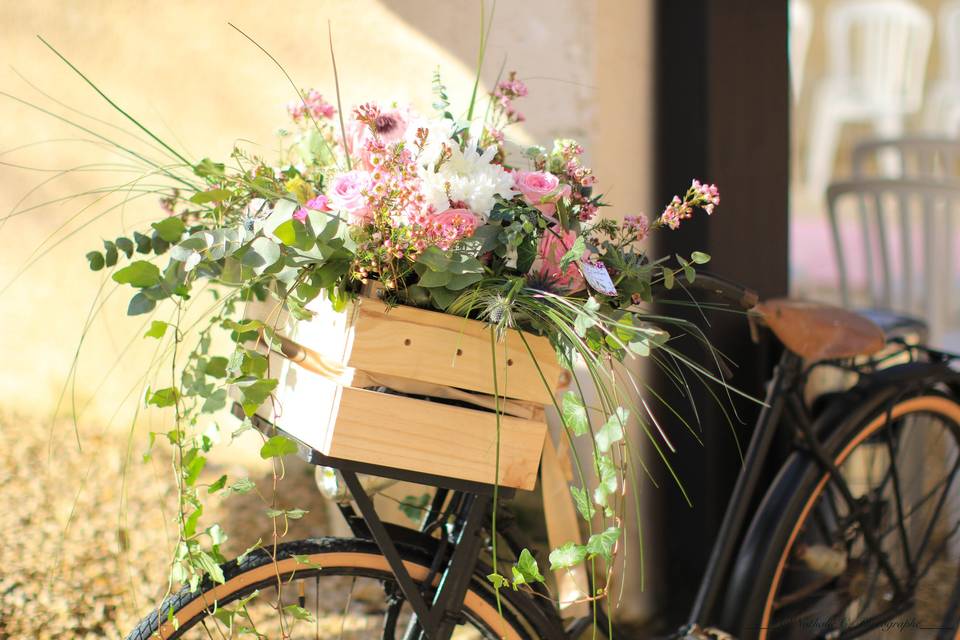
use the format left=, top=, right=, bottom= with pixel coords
left=426, top=208, right=479, bottom=249
left=287, top=89, right=336, bottom=122
left=293, top=194, right=332, bottom=222
left=329, top=170, right=372, bottom=224
left=537, top=226, right=586, bottom=292
left=623, top=214, right=650, bottom=240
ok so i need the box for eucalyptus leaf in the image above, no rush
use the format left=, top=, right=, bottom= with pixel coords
left=127, top=292, right=156, bottom=315
left=113, top=261, right=161, bottom=288
left=86, top=251, right=104, bottom=271
left=151, top=217, right=186, bottom=243
left=241, top=237, right=281, bottom=275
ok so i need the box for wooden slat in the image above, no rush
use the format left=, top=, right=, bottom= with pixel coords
left=327, top=387, right=546, bottom=491
left=346, top=299, right=564, bottom=404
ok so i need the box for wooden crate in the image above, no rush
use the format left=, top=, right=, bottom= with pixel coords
left=251, top=295, right=565, bottom=491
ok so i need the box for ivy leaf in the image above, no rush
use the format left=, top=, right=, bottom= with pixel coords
left=511, top=548, right=545, bottom=589
left=561, top=391, right=589, bottom=436
left=147, top=387, right=179, bottom=408
left=585, top=527, right=621, bottom=561
left=233, top=376, right=278, bottom=415
left=201, top=388, right=228, bottom=413
left=570, top=485, right=596, bottom=521
left=193, top=157, right=226, bottom=179
left=144, top=320, right=169, bottom=340
left=204, top=357, right=228, bottom=379
left=207, top=475, right=227, bottom=494
left=487, top=573, right=509, bottom=590
left=593, top=455, right=618, bottom=511
left=282, top=604, right=315, bottom=622
left=627, top=326, right=669, bottom=357
left=573, top=296, right=600, bottom=337
left=259, top=435, right=298, bottom=459
left=595, top=408, right=628, bottom=454
left=196, top=550, right=225, bottom=584
left=549, top=542, right=587, bottom=570
left=113, top=261, right=161, bottom=288
left=228, top=478, right=255, bottom=495
left=559, top=235, right=586, bottom=272
left=151, top=217, right=186, bottom=243
left=398, top=494, right=430, bottom=523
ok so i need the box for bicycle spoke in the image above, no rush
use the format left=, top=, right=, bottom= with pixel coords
left=882, top=411, right=915, bottom=575
left=910, top=448, right=960, bottom=571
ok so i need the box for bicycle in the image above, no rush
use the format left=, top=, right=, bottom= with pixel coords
left=126, top=275, right=960, bottom=639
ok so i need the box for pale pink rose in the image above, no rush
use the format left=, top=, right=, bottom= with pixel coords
left=514, top=170, right=570, bottom=216
left=537, top=226, right=586, bottom=292
left=329, top=171, right=372, bottom=224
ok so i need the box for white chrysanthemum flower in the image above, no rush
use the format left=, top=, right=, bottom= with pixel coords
left=418, top=140, right=515, bottom=220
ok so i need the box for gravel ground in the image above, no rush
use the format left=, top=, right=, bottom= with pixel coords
left=0, top=413, right=334, bottom=639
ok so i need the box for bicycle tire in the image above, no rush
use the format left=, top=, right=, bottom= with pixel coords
left=125, top=536, right=562, bottom=640
left=723, top=381, right=960, bottom=639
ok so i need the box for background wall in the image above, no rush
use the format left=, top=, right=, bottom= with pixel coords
left=0, top=0, right=658, bottom=633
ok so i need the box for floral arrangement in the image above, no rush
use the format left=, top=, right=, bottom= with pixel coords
left=31, top=28, right=721, bottom=630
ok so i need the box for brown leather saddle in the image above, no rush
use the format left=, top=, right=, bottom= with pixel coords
left=754, top=299, right=888, bottom=361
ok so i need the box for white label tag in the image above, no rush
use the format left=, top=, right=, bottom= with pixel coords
left=580, top=260, right=617, bottom=296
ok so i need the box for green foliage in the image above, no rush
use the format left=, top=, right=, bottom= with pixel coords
left=113, top=261, right=161, bottom=288
left=585, top=527, right=621, bottom=561
left=510, top=549, right=544, bottom=589
left=595, top=408, right=628, bottom=454
left=561, top=391, right=589, bottom=436
left=259, top=435, right=298, bottom=459
left=570, top=485, right=596, bottom=521
left=398, top=493, right=430, bottom=523
left=549, top=542, right=587, bottom=571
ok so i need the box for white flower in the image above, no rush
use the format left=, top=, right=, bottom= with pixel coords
left=418, top=140, right=515, bottom=220
left=407, top=116, right=455, bottom=167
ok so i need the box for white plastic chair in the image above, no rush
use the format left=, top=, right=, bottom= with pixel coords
left=790, top=0, right=814, bottom=101
left=805, top=0, right=933, bottom=197
left=923, top=2, right=960, bottom=134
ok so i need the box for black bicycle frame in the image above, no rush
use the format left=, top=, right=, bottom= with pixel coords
left=686, top=350, right=801, bottom=626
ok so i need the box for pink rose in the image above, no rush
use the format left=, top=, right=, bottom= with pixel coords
left=329, top=171, right=372, bottom=224
left=514, top=170, right=570, bottom=216
left=537, top=226, right=585, bottom=292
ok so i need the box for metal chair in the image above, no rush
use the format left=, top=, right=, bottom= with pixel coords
left=852, top=136, right=960, bottom=180
left=806, top=0, right=933, bottom=197
left=826, top=177, right=960, bottom=341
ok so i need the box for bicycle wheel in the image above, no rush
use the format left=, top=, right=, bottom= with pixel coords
left=125, top=537, right=557, bottom=640
left=725, top=386, right=960, bottom=639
